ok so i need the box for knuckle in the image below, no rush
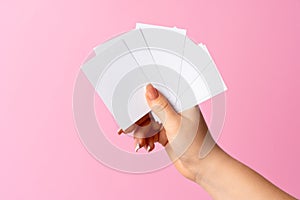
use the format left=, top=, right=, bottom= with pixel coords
left=152, top=100, right=168, bottom=114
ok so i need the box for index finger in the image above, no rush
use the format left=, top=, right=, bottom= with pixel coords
left=118, top=113, right=151, bottom=135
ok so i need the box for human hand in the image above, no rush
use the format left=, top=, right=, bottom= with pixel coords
left=119, top=84, right=211, bottom=181
left=118, top=84, right=297, bottom=200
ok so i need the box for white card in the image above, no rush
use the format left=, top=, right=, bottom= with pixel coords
left=81, top=24, right=227, bottom=130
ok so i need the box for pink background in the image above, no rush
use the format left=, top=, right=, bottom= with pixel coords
left=1, top=0, right=299, bottom=199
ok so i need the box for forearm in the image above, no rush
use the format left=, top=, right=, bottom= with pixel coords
left=195, top=145, right=296, bottom=200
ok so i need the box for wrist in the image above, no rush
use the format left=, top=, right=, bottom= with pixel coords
left=194, top=145, right=229, bottom=185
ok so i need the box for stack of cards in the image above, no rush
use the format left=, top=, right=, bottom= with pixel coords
left=81, top=23, right=227, bottom=130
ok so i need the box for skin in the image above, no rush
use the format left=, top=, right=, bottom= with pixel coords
left=119, top=84, right=296, bottom=200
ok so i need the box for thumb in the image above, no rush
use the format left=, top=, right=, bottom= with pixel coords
left=145, top=84, right=180, bottom=128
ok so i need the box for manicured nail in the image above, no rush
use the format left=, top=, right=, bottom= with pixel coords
left=147, top=145, right=151, bottom=152
left=146, top=84, right=158, bottom=100
left=135, top=143, right=140, bottom=152
left=117, top=129, right=123, bottom=135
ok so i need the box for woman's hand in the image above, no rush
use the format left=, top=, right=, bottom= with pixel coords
left=118, top=84, right=297, bottom=200
left=119, top=84, right=211, bottom=181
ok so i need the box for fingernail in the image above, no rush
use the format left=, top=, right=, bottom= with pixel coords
left=135, top=143, right=140, bottom=152
left=147, top=145, right=151, bottom=152
left=146, top=84, right=158, bottom=100
left=117, top=129, right=123, bottom=135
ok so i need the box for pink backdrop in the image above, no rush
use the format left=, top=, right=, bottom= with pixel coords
left=1, top=0, right=299, bottom=199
